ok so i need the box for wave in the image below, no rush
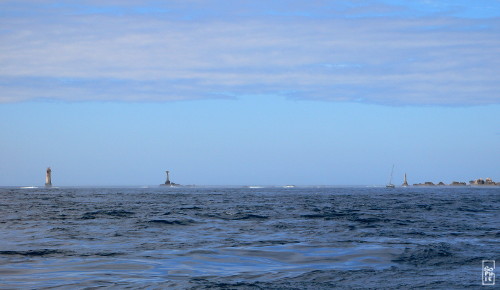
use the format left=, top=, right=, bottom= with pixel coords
left=0, top=249, right=69, bottom=257
left=198, top=212, right=269, bottom=220
left=232, top=214, right=269, bottom=220
left=147, top=219, right=196, bottom=226
left=393, top=242, right=454, bottom=266
left=81, top=210, right=135, bottom=219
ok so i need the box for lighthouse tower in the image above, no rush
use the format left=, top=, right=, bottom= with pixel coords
left=45, top=167, right=52, bottom=187
left=160, top=170, right=179, bottom=187
left=402, top=173, right=409, bottom=187
left=165, top=170, right=171, bottom=185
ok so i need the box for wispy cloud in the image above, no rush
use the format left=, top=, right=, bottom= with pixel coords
left=1, top=0, right=499, bottom=105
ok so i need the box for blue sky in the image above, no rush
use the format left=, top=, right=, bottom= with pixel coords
left=0, top=0, right=499, bottom=186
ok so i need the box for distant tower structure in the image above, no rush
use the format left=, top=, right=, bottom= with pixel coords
left=160, top=170, right=179, bottom=187
left=402, top=173, right=408, bottom=187
left=165, top=170, right=171, bottom=186
left=45, top=167, right=52, bottom=187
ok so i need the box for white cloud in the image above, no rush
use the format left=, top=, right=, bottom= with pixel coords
left=0, top=1, right=499, bottom=105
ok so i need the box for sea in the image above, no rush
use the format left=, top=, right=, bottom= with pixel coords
left=0, top=186, right=498, bottom=289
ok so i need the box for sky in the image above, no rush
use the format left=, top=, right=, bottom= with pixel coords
left=0, top=0, right=499, bottom=186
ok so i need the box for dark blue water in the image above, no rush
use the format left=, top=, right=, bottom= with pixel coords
left=0, top=186, right=498, bottom=289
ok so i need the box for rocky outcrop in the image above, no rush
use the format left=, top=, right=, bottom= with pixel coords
left=413, top=182, right=436, bottom=186
left=470, top=178, right=485, bottom=185
left=411, top=178, right=498, bottom=187
left=469, top=178, right=499, bottom=186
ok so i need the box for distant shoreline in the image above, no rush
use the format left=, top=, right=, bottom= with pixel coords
left=412, top=178, right=499, bottom=187
left=1, top=184, right=499, bottom=189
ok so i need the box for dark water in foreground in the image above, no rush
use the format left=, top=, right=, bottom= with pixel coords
left=0, top=186, right=498, bottom=289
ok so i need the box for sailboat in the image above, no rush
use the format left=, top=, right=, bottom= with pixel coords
left=386, top=165, right=395, bottom=188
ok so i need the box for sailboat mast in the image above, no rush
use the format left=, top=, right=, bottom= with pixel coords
left=389, top=164, right=394, bottom=184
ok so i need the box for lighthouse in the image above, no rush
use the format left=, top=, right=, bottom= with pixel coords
left=45, top=167, right=52, bottom=187
left=165, top=170, right=171, bottom=185
left=160, top=170, right=179, bottom=187
left=402, top=173, right=408, bottom=187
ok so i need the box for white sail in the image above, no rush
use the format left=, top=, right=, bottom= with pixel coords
left=386, top=165, right=395, bottom=188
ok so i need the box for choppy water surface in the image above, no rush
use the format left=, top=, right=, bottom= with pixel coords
left=0, top=186, right=498, bottom=289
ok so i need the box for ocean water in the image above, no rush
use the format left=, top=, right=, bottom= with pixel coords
left=0, top=186, right=498, bottom=289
